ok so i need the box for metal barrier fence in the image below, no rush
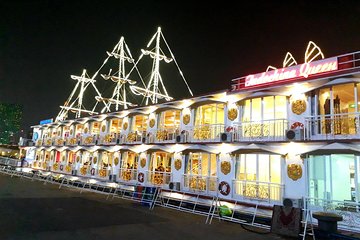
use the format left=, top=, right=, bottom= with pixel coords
left=0, top=157, right=21, bottom=167
left=304, top=197, right=360, bottom=233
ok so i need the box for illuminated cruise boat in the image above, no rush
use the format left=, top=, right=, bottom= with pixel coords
left=20, top=34, right=360, bottom=232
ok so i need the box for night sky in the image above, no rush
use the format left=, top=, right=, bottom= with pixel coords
left=1, top=1, right=360, bottom=131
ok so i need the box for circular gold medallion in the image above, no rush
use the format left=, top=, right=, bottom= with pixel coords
left=174, top=159, right=182, bottom=170
left=101, top=125, right=106, bottom=132
left=149, top=118, right=155, bottom=128
left=140, top=158, right=146, bottom=168
left=123, top=122, right=128, bottom=130
left=291, top=99, right=306, bottom=115
left=93, top=156, right=98, bottom=164
left=227, top=108, right=238, bottom=121
left=114, top=157, right=119, bottom=166
left=220, top=161, right=231, bottom=175
left=287, top=164, right=303, bottom=181
left=84, top=127, right=88, bottom=134
left=183, top=114, right=190, bottom=125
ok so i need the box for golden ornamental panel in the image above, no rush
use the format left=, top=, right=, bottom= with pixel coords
left=140, top=158, right=146, bottom=168
left=127, top=132, right=136, bottom=141
left=291, top=99, right=306, bottom=115
left=80, top=166, right=87, bottom=175
left=183, top=114, right=190, bottom=125
left=65, top=165, right=72, bottom=173
left=84, top=128, right=88, bottom=134
left=84, top=136, right=93, bottom=144
left=99, top=169, right=107, bottom=178
left=56, top=138, right=64, bottom=145
left=243, top=183, right=269, bottom=199
left=69, top=137, right=77, bottom=145
left=121, top=170, right=131, bottom=181
left=104, top=134, right=113, bottom=143
left=101, top=125, right=106, bottom=133
left=174, top=159, right=182, bottom=170
left=189, top=177, right=206, bottom=191
left=149, top=118, right=155, bottom=128
left=52, top=163, right=59, bottom=171
left=193, top=125, right=211, bottom=140
left=227, top=108, right=238, bottom=121
left=123, top=122, right=128, bottom=130
left=70, top=129, right=73, bottom=135
left=93, top=157, right=98, bottom=164
left=287, top=164, right=303, bottom=181
left=156, top=130, right=167, bottom=141
left=46, top=139, right=52, bottom=145
left=220, top=161, right=231, bottom=175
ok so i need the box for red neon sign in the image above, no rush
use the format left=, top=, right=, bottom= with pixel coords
left=244, top=57, right=338, bottom=88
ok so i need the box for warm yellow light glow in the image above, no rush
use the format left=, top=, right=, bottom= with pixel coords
left=179, top=99, right=194, bottom=109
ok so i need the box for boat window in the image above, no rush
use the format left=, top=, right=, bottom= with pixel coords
left=194, top=103, right=224, bottom=125
left=158, top=110, right=181, bottom=129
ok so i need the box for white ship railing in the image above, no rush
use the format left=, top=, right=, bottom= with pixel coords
left=154, top=127, right=179, bottom=143
left=232, top=180, right=284, bottom=203
left=99, top=133, right=120, bottom=145
left=304, top=197, right=360, bottom=233
left=305, top=112, right=360, bottom=140
left=0, top=157, right=21, bottom=167
left=146, top=170, right=172, bottom=185
left=80, top=134, right=98, bottom=146
left=65, top=136, right=81, bottom=146
left=118, top=168, right=138, bottom=182
left=43, top=137, right=53, bottom=146
left=190, top=124, right=225, bottom=142
left=125, top=131, right=145, bottom=144
left=232, top=119, right=288, bottom=142
left=182, top=174, right=218, bottom=195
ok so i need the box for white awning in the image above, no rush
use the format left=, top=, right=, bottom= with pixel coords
left=299, top=142, right=360, bottom=155
left=225, top=143, right=287, bottom=155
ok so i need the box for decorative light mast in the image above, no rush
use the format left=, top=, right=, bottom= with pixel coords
left=131, top=27, right=193, bottom=105
left=56, top=69, right=105, bottom=121
left=96, top=37, right=142, bottom=112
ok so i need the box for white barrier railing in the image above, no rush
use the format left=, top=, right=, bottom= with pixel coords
left=182, top=174, right=218, bottom=195
left=232, top=119, right=288, bottom=142
left=190, top=124, right=225, bottom=142
left=305, top=112, right=360, bottom=140
left=233, top=180, right=284, bottom=203
left=304, top=197, right=360, bottom=233
left=0, top=157, right=21, bottom=167
left=146, top=170, right=172, bottom=185
left=118, top=168, right=138, bottom=182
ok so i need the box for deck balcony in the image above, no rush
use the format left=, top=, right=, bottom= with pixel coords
left=125, top=131, right=145, bottom=144
left=154, top=127, right=179, bottom=144
left=65, top=136, right=80, bottom=146
left=182, top=174, right=218, bottom=196
left=118, top=168, right=138, bottom=182
left=305, top=113, right=360, bottom=140
left=233, top=180, right=284, bottom=203
left=146, top=170, right=172, bottom=186
left=189, top=124, right=225, bottom=143
left=99, top=133, right=120, bottom=145
left=53, top=137, right=65, bottom=146
left=43, top=138, right=53, bottom=147
left=232, top=119, right=288, bottom=142
left=80, top=134, right=98, bottom=146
